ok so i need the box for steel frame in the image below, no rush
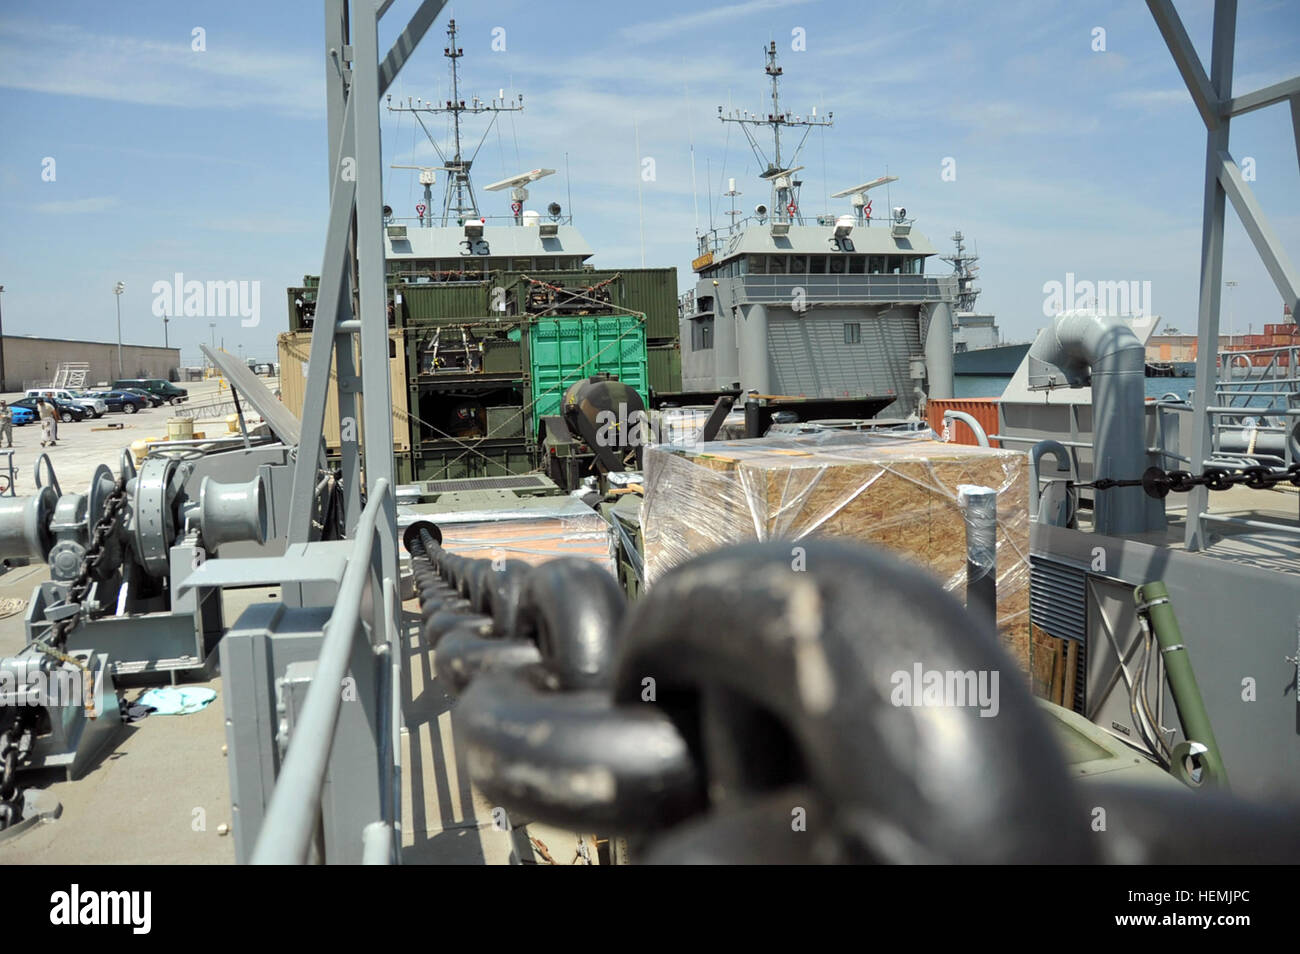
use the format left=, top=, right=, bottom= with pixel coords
left=289, top=0, right=448, bottom=581
left=1147, top=0, right=1300, bottom=549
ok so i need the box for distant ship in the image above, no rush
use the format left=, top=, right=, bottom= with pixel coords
left=945, top=231, right=1030, bottom=376
left=677, top=43, right=958, bottom=419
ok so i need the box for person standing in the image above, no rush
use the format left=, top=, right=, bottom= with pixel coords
left=0, top=402, right=12, bottom=449
left=37, top=397, right=57, bottom=447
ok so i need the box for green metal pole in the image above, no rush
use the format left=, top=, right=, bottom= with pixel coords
left=1134, top=581, right=1229, bottom=788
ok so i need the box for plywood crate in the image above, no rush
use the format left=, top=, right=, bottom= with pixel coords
left=277, top=329, right=410, bottom=452
left=641, top=432, right=1033, bottom=673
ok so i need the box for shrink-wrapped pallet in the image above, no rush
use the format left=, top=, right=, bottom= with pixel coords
left=640, top=431, right=1035, bottom=671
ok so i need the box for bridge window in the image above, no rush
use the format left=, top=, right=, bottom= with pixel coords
left=748, top=255, right=766, bottom=274
left=768, top=256, right=787, bottom=275
left=828, top=256, right=846, bottom=274
left=848, top=256, right=865, bottom=274
left=868, top=256, right=885, bottom=273
left=844, top=323, right=862, bottom=344
left=789, top=256, right=807, bottom=273
left=809, top=256, right=826, bottom=274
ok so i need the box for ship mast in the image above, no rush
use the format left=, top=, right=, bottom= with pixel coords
left=718, top=42, right=832, bottom=226
left=385, top=18, right=523, bottom=226
left=941, top=230, right=982, bottom=313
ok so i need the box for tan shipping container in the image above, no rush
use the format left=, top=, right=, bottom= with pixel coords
left=277, top=329, right=410, bottom=452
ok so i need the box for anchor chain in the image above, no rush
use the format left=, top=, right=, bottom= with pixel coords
left=0, top=710, right=35, bottom=829
left=1072, top=462, right=1300, bottom=498
left=404, top=522, right=1092, bottom=863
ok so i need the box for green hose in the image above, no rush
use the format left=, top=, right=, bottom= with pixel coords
left=1134, top=581, right=1228, bottom=788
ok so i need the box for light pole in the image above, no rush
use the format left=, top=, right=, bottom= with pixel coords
left=0, top=285, right=7, bottom=391
left=113, top=281, right=125, bottom=378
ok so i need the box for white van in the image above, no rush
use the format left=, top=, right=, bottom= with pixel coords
left=26, top=388, right=107, bottom=418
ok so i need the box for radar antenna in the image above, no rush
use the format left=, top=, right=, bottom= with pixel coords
left=830, top=175, right=899, bottom=224
left=483, top=168, right=556, bottom=225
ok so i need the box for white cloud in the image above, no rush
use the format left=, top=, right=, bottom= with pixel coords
left=1110, top=88, right=1189, bottom=112
left=0, top=20, right=320, bottom=115
left=617, top=0, right=817, bottom=43
left=34, top=195, right=121, bottom=214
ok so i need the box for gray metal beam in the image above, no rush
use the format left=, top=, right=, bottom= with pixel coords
left=351, top=1, right=398, bottom=585
left=378, top=0, right=448, bottom=95
left=1183, top=0, right=1237, bottom=552
left=287, top=97, right=358, bottom=544
left=1147, top=0, right=1223, bottom=131
left=1292, top=95, right=1300, bottom=181
left=1223, top=76, right=1300, bottom=117
left=1217, top=151, right=1300, bottom=313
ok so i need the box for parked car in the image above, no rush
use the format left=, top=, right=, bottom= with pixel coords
left=25, top=388, right=106, bottom=418
left=112, top=379, right=188, bottom=405
left=9, top=406, right=35, bottom=426
left=92, top=390, right=150, bottom=414
left=11, top=396, right=87, bottom=423
left=120, top=387, right=165, bottom=408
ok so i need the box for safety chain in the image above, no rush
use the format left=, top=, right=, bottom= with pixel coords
left=0, top=710, right=35, bottom=829
left=402, top=522, right=1102, bottom=863
left=1072, top=462, right=1300, bottom=498
left=40, top=475, right=130, bottom=655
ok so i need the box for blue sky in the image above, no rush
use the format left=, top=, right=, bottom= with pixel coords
left=1, top=0, right=1297, bottom=365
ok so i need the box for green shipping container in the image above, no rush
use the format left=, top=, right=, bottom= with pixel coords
left=400, top=282, right=493, bottom=324
left=648, top=342, right=682, bottom=394
left=528, top=315, right=648, bottom=436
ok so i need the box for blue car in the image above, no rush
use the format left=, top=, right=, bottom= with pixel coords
left=92, top=390, right=149, bottom=414
left=9, top=406, right=34, bottom=426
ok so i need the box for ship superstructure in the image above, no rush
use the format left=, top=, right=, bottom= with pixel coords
left=677, top=43, right=957, bottom=417
left=283, top=19, right=680, bottom=484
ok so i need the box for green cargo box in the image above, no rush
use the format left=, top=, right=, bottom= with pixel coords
left=528, top=315, right=648, bottom=437
left=400, top=281, right=494, bottom=324
left=410, top=440, right=536, bottom=481
left=648, top=341, right=682, bottom=394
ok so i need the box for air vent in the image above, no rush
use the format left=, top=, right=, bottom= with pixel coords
left=1030, top=556, right=1087, bottom=714
left=1030, top=556, right=1086, bottom=643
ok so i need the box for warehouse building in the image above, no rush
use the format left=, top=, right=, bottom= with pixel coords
left=0, top=334, right=181, bottom=391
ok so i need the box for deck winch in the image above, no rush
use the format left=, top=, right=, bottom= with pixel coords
left=0, top=450, right=269, bottom=830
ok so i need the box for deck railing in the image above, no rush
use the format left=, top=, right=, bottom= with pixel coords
left=250, top=479, right=401, bottom=864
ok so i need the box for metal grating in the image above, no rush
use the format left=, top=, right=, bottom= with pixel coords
left=423, top=475, right=551, bottom=493
left=1029, top=556, right=1086, bottom=644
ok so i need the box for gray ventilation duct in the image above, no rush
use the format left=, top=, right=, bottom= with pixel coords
left=1028, top=311, right=1164, bottom=535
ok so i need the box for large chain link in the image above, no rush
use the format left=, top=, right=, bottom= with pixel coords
left=402, top=521, right=1100, bottom=863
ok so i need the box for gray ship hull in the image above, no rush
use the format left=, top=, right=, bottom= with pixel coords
left=954, top=342, right=1031, bottom=376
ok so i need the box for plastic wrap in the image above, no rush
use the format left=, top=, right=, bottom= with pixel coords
left=639, top=431, right=1033, bottom=670
left=398, top=502, right=615, bottom=573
